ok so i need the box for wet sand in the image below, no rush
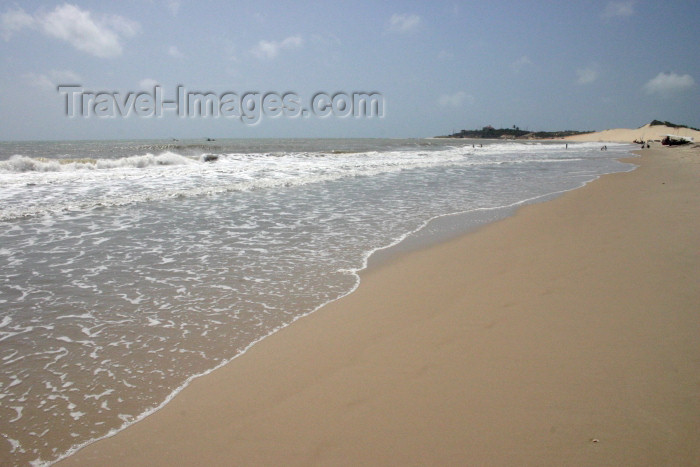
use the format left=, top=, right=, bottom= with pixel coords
left=60, top=145, right=700, bottom=466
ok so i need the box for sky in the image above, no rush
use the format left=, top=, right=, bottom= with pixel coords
left=0, top=0, right=698, bottom=141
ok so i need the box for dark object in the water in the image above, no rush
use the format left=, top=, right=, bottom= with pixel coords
left=203, top=154, right=219, bottom=162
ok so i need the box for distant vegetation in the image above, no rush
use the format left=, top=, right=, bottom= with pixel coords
left=648, top=120, right=700, bottom=131
left=438, top=125, right=592, bottom=140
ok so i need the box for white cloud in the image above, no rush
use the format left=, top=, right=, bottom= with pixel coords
left=104, top=13, right=139, bottom=38
left=1, top=7, right=35, bottom=40
left=166, top=1, right=180, bottom=17
left=310, top=33, right=341, bottom=49
left=388, top=13, right=421, bottom=33
left=0, top=4, right=139, bottom=58
left=139, top=78, right=160, bottom=89
left=168, top=45, right=184, bottom=59
left=25, top=69, right=82, bottom=90
left=601, top=1, right=635, bottom=19
left=40, top=5, right=139, bottom=57
left=643, top=72, right=695, bottom=96
left=51, top=69, right=82, bottom=83
left=24, top=72, right=54, bottom=90
left=251, top=35, right=303, bottom=60
left=512, top=55, right=533, bottom=72
left=438, top=91, right=472, bottom=108
left=576, top=67, right=598, bottom=85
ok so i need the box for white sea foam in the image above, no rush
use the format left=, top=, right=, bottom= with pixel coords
left=3, top=143, right=588, bottom=221
left=0, top=152, right=194, bottom=173
left=69, top=411, right=85, bottom=421
left=9, top=406, right=23, bottom=422
left=6, top=437, right=23, bottom=453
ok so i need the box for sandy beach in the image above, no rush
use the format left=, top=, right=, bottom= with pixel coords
left=59, top=144, right=699, bottom=466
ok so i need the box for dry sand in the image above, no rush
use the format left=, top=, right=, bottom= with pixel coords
left=60, top=145, right=700, bottom=466
left=565, top=123, right=700, bottom=143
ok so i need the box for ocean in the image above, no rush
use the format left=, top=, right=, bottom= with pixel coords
left=0, top=138, right=634, bottom=465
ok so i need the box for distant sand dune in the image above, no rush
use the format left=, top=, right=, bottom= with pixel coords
left=565, top=123, right=700, bottom=143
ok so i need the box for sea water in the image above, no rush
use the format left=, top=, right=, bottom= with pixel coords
left=0, top=138, right=634, bottom=465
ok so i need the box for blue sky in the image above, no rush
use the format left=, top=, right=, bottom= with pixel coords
left=0, top=0, right=698, bottom=141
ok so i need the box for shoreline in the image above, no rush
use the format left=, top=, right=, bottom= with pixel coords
left=59, top=145, right=699, bottom=466
left=45, top=144, right=631, bottom=465
left=0, top=140, right=627, bottom=466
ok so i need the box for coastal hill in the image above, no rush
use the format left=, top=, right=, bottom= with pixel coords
left=438, top=126, right=590, bottom=140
